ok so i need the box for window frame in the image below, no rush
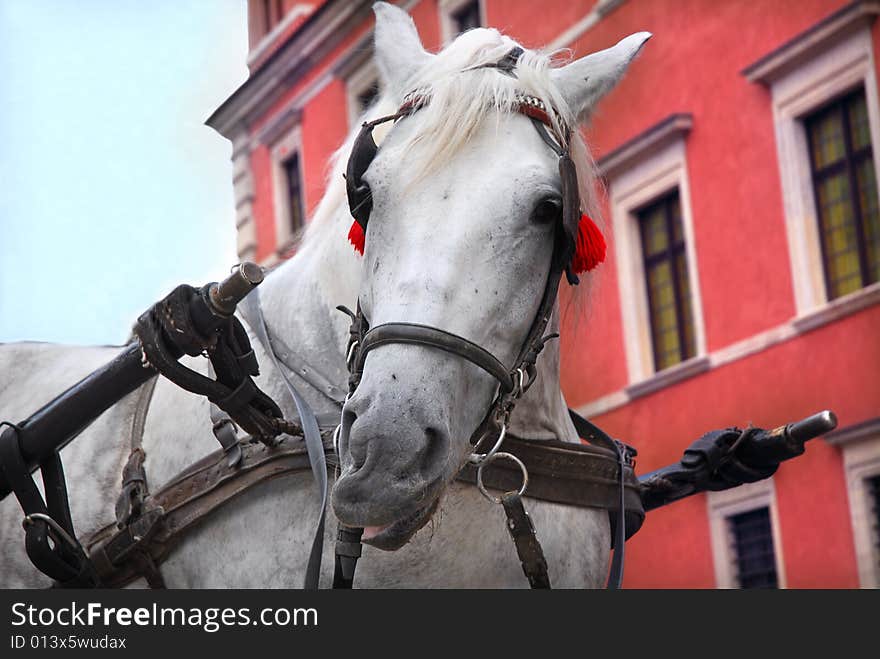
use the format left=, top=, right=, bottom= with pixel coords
left=345, top=57, right=381, bottom=129
left=829, top=425, right=880, bottom=587
left=602, top=117, right=707, bottom=387
left=804, top=88, right=878, bottom=299
left=707, top=478, right=787, bottom=589
left=636, top=191, right=697, bottom=372
left=727, top=506, right=780, bottom=589
left=270, top=124, right=306, bottom=256
left=744, top=12, right=880, bottom=317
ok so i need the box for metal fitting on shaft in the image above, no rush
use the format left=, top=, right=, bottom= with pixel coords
left=208, top=262, right=264, bottom=316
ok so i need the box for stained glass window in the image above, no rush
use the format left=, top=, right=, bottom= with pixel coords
left=638, top=191, right=696, bottom=372
left=806, top=88, right=880, bottom=299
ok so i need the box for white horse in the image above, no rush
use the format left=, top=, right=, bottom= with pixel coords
left=0, top=3, right=649, bottom=588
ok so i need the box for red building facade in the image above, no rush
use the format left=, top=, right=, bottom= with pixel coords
left=208, top=0, right=880, bottom=588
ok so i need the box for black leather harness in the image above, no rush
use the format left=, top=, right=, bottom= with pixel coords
left=335, top=49, right=635, bottom=588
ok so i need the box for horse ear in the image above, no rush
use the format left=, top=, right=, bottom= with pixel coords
left=551, top=32, right=651, bottom=120
left=373, top=2, right=434, bottom=98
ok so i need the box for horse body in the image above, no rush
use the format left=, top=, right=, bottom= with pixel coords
left=0, top=3, right=648, bottom=588
left=0, top=242, right=608, bottom=588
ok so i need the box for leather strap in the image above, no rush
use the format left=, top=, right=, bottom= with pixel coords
left=83, top=429, right=643, bottom=588
left=501, top=492, right=550, bottom=588
left=332, top=526, right=363, bottom=589
left=239, top=289, right=328, bottom=590
left=85, top=435, right=334, bottom=588
left=568, top=409, right=629, bottom=588
left=357, top=322, right=515, bottom=393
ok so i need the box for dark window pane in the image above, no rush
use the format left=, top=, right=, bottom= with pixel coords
left=357, top=80, right=380, bottom=113
left=849, top=93, right=871, bottom=152
left=810, top=108, right=846, bottom=169
left=728, top=507, right=778, bottom=589
left=283, top=154, right=304, bottom=234
left=452, top=1, right=481, bottom=35
left=642, top=206, right=668, bottom=257
left=806, top=87, right=880, bottom=299
left=262, top=0, right=272, bottom=34
left=638, top=191, right=696, bottom=372
left=856, top=158, right=880, bottom=284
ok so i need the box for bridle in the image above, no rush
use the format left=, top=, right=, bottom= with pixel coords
left=340, top=49, right=586, bottom=458
left=333, top=48, right=630, bottom=588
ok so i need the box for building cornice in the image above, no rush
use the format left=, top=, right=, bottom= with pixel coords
left=206, top=0, right=374, bottom=139
left=825, top=416, right=880, bottom=446
left=742, top=0, right=880, bottom=84
left=247, top=3, right=317, bottom=70
left=596, top=113, right=693, bottom=180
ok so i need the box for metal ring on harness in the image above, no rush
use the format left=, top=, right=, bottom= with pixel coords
left=23, top=513, right=81, bottom=555
left=469, top=422, right=508, bottom=467
left=475, top=451, right=528, bottom=504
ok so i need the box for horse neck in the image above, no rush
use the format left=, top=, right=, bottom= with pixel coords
left=255, top=218, right=361, bottom=410
left=508, top=305, right=579, bottom=443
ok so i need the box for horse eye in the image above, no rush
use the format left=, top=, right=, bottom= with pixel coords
left=531, top=197, right=562, bottom=226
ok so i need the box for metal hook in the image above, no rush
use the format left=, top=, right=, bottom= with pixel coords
left=469, top=423, right=508, bottom=467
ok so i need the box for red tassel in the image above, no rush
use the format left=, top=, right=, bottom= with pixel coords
left=570, top=213, right=606, bottom=274
left=348, top=221, right=365, bottom=255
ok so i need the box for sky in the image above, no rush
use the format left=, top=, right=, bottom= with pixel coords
left=0, top=0, right=249, bottom=345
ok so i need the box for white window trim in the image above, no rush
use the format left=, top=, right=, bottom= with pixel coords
left=439, top=0, right=484, bottom=45
left=270, top=125, right=306, bottom=255
left=603, top=116, right=707, bottom=386
left=745, top=11, right=880, bottom=316
left=707, top=479, right=787, bottom=589
left=346, top=58, right=380, bottom=129
left=830, top=425, right=880, bottom=587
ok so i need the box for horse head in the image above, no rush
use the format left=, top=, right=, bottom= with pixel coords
left=332, top=2, right=649, bottom=550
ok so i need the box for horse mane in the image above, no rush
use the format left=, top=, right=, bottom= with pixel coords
left=299, top=27, right=603, bottom=309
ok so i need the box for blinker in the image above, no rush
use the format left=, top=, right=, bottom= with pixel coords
left=342, top=95, right=606, bottom=281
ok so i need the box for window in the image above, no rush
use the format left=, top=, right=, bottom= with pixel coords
left=440, top=0, right=483, bottom=44
left=451, top=0, right=481, bottom=34
left=343, top=55, right=380, bottom=128
left=356, top=80, right=380, bottom=114
left=728, top=507, right=779, bottom=589
left=637, top=191, right=696, bottom=371
left=707, top=478, right=786, bottom=588
left=743, top=4, right=880, bottom=316
left=601, top=114, right=707, bottom=389
left=282, top=153, right=304, bottom=235
left=832, top=423, right=880, bottom=586
left=269, top=123, right=305, bottom=260
left=805, top=89, right=880, bottom=300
